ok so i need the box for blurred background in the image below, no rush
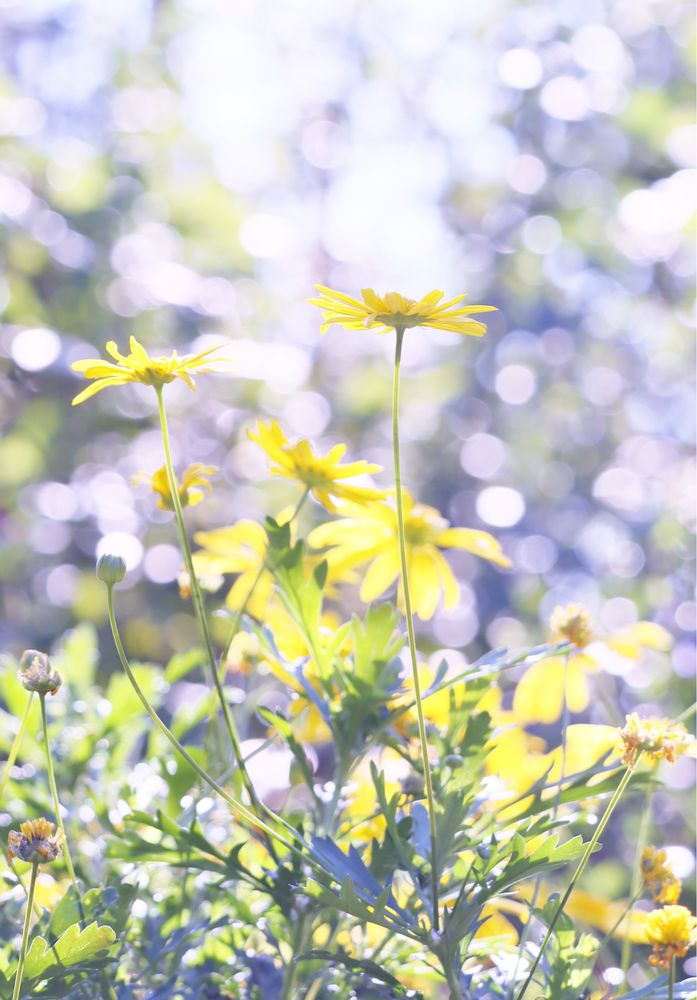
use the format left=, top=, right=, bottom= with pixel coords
left=0, top=3, right=693, bottom=726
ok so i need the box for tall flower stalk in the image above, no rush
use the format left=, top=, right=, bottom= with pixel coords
left=392, top=326, right=440, bottom=931
left=308, top=285, right=498, bottom=935
left=102, top=571, right=312, bottom=867
left=39, top=695, right=79, bottom=894
left=515, top=759, right=639, bottom=1000
left=11, top=861, right=38, bottom=1000
left=510, top=652, right=570, bottom=995
left=155, top=386, right=263, bottom=818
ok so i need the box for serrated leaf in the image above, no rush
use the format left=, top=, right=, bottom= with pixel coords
left=22, top=921, right=116, bottom=980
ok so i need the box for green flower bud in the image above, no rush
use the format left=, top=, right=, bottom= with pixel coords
left=96, top=553, right=127, bottom=585
left=18, top=649, right=62, bottom=696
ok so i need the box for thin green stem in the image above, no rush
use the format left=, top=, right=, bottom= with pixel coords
left=0, top=694, right=34, bottom=799
left=105, top=585, right=306, bottom=864
left=621, top=784, right=653, bottom=976
left=443, top=960, right=464, bottom=1000
left=596, top=890, right=642, bottom=953
left=675, top=700, right=696, bottom=724
left=281, top=912, right=308, bottom=1000
left=391, top=327, right=439, bottom=934
left=154, top=390, right=267, bottom=821
left=39, top=695, right=79, bottom=893
left=668, top=956, right=675, bottom=1000
left=515, top=760, right=639, bottom=1000
left=510, top=654, right=570, bottom=997
left=12, top=862, right=38, bottom=1000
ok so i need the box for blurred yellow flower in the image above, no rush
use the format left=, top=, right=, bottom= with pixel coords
left=513, top=619, right=672, bottom=725
left=549, top=602, right=593, bottom=648
left=641, top=847, right=682, bottom=905
left=392, top=662, right=465, bottom=735
left=192, top=519, right=276, bottom=618
left=248, top=419, right=387, bottom=512
left=71, top=336, right=230, bottom=405
left=619, top=713, right=693, bottom=768
left=308, top=490, right=509, bottom=620
left=140, top=463, right=216, bottom=511
left=309, top=286, right=496, bottom=336
left=507, top=881, right=650, bottom=942
left=644, top=904, right=697, bottom=968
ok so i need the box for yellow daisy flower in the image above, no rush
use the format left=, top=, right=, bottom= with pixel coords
left=641, top=847, right=682, bottom=906
left=512, top=612, right=672, bottom=725
left=248, top=419, right=387, bottom=513
left=619, top=713, right=694, bottom=768
left=644, top=904, right=697, bottom=968
left=71, top=335, right=231, bottom=405
left=308, top=286, right=496, bottom=336
left=308, top=490, right=510, bottom=620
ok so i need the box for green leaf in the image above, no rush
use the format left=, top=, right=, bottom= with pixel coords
left=22, top=921, right=116, bottom=980
left=48, top=883, right=136, bottom=939
left=105, top=663, right=161, bottom=725
left=164, top=647, right=205, bottom=683
left=53, top=623, right=98, bottom=689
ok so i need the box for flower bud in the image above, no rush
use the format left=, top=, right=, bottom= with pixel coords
left=96, top=553, right=126, bottom=585
left=18, top=650, right=62, bottom=696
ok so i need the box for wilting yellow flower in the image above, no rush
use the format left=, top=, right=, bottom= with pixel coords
left=644, top=905, right=697, bottom=968
left=248, top=419, right=387, bottom=512
left=141, top=464, right=216, bottom=511
left=308, top=491, right=509, bottom=620
left=619, top=714, right=693, bottom=768
left=641, top=847, right=682, bottom=905
left=309, top=286, right=496, bottom=337
left=71, top=336, right=230, bottom=405
left=513, top=619, right=672, bottom=725
left=8, top=818, right=63, bottom=865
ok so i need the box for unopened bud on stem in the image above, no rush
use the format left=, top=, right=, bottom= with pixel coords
left=96, top=553, right=126, bottom=586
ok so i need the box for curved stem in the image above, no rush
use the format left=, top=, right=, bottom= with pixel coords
left=621, top=784, right=653, bottom=976
left=155, top=389, right=264, bottom=819
left=39, top=696, right=79, bottom=893
left=510, top=653, right=570, bottom=995
left=105, top=584, right=305, bottom=863
left=12, top=862, right=38, bottom=1000
left=391, top=328, right=439, bottom=933
left=515, top=760, right=638, bottom=1000
left=0, top=694, right=34, bottom=800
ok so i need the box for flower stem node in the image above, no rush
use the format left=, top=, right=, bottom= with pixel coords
left=97, top=553, right=127, bottom=586
left=8, top=818, right=63, bottom=865
left=18, top=650, right=62, bottom=696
